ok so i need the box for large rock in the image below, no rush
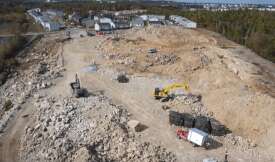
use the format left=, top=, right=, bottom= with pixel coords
left=127, top=120, right=143, bottom=132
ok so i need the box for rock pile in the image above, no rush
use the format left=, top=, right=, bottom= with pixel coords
left=147, top=54, right=180, bottom=66
left=20, top=95, right=176, bottom=162
left=0, top=38, right=62, bottom=132
left=172, top=94, right=209, bottom=117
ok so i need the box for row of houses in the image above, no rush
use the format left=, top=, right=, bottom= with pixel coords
left=28, top=8, right=197, bottom=34
left=68, top=12, right=196, bottom=34
left=27, top=8, right=63, bottom=31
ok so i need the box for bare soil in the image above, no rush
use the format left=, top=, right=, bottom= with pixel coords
left=0, top=26, right=275, bottom=162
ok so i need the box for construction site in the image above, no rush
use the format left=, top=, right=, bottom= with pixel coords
left=0, top=25, right=275, bottom=162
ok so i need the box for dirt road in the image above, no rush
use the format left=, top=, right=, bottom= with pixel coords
left=0, top=101, right=35, bottom=162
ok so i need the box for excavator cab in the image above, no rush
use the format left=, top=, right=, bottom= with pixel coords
left=154, top=83, right=189, bottom=102
left=154, top=88, right=162, bottom=100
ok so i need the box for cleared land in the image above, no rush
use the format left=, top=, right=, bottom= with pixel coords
left=0, top=26, right=275, bottom=162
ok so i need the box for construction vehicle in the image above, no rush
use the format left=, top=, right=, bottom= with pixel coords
left=176, top=128, right=210, bottom=148
left=70, top=74, right=87, bottom=98
left=154, top=83, right=189, bottom=102
left=148, top=48, right=157, bottom=54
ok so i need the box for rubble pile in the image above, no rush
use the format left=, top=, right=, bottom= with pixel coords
left=20, top=95, right=176, bottom=162
left=222, top=134, right=257, bottom=151
left=102, top=53, right=136, bottom=66
left=146, top=54, right=180, bottom=66
left=0, top=39, right=62, bottom=132
left=173, top=94, right=209, bottom=117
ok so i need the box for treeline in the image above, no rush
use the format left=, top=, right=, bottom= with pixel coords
left=0, top=3, right=42, bottom=34
left=144, top=6, right=275, bottom=62
left=182, top=10, right=275, bottom=62
left=0, top=36, right=27, bottom=85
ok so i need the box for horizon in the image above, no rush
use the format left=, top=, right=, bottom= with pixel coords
left=169, top=0, right=275, bottom=5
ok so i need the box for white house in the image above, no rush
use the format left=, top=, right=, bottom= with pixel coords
left=99, top=17, right=116, bottom=29
left=95, top=22, right=112, bottom=34
left=169, top=15, right=197, bottom=28
left=44, top=22, right=60, bottom=31
left=131, top=17, right=144, bottom=27
left=140, top=15, right=165, bottom=22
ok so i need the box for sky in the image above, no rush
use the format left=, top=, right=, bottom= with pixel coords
left=173, top=0, right=275, bottom=4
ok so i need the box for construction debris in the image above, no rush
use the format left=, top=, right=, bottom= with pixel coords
left=20, top=96, right=175, bottom=161
left=169, top=111, right=226, bottom=136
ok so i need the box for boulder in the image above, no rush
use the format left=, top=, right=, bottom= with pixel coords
left=128, top=120, right=143, bottom=132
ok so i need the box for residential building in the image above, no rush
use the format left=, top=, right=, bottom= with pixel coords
left=140, top=15, right=165, bottom=25
left=131, top=17, right=144, bottom=27
left=169, top=15, right=197, bottom=28
left=44, top=22, right=61, bottom=31
left=99, top=17, right=116, bottom=29
left=115, top=21, right=131, bottom=29
left=140, top=15, right=165, bottom=22
left=46, top=9, right=64, bottom=18
left=69, top=12, right=82, bottom=24
left=81, top=17, right=95, bottom=28
left=27, top=8, right=61, bottom=31
left=95, top=23, right=112, bottom=34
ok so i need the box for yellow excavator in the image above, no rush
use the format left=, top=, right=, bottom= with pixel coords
left=154, top=83, right=189, bottom=102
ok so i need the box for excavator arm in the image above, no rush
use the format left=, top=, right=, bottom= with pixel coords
left=154, top=83, right=189, bottom=100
